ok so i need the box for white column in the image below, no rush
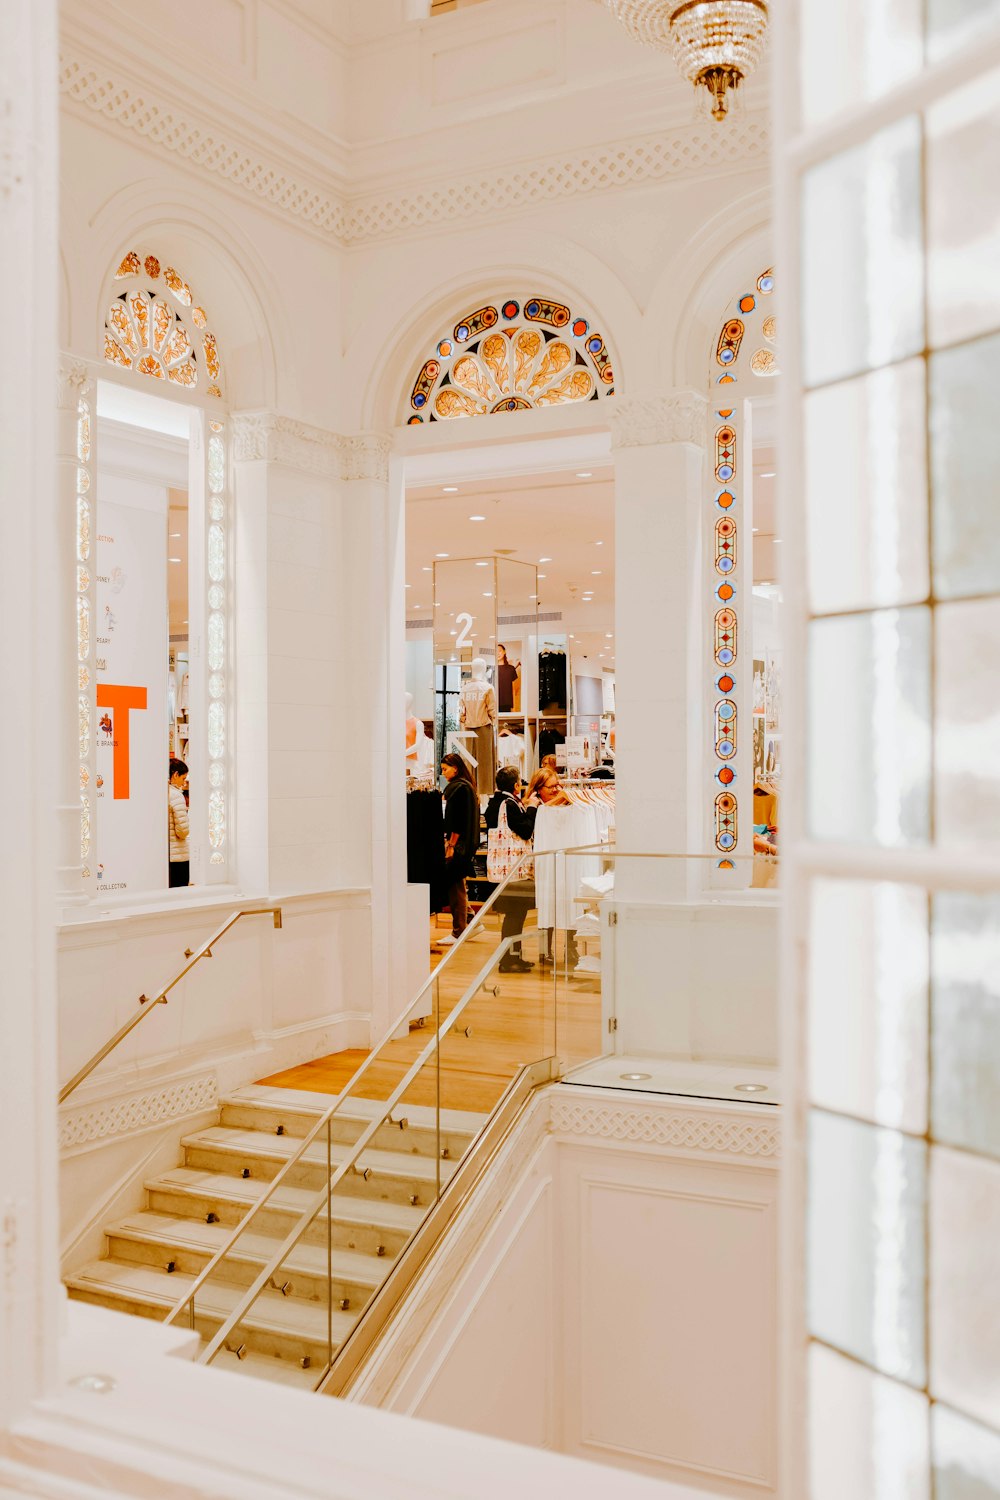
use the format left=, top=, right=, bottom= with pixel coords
left=0, top=0, right=62, bottom=1422
left=609, top=391, right=707, bottom=863
left=341, top=437, right=407, bottom=1044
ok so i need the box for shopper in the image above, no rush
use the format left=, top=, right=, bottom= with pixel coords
left=439, top=752, right=480, bottom=944
left=525, top=766, right=572, bottom=806
left=168, top=757, right=190, bottom=888
left=485, top=767, right=537, bottom=973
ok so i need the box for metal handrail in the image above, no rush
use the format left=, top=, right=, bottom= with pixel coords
left=58, top=906, right=283, bottom=1105
left=194, top=934, right=520, bottom=1367
left=163, top=848, right=536, bottom=1330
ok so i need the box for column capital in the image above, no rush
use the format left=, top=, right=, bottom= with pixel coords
left=57, top=356, right=91, bottom=411
left=607, top=390, right=708, bottom=450
left=232, top=412, right=391, bottom=482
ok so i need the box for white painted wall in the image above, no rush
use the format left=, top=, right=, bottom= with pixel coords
left=354, top=1085, right=780, bottom=1498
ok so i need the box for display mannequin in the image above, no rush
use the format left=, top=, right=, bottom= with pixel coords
left=404, top=692, right=434, bottom=781
left=459, top=658, right=497, bottom=795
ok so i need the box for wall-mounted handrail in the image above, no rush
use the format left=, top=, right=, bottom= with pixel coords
left=163, top=847, right=536, bottom=1331
left=58, top=906, right=283, bottom=1105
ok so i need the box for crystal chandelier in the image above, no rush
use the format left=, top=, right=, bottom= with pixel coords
left=604, top=0, right=769, bottom=121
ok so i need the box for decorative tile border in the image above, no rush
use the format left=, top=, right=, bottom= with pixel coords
left=59, top=1073, right=218, bottom=1152
left=549, top=1091, right=780, bottom=1160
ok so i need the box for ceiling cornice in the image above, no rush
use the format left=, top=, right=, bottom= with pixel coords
left=59, top=41, right=770, bottom=249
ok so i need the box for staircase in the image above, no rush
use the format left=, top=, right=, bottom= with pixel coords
left=65, top=1084, right=486, bottom=1389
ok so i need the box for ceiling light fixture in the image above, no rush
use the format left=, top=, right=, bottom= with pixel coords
left=538, top=556, right=552, bottom=563
left=760, top=470, right=776, bottom=478
left=436, top=552, right=450, bottom=558
left=442, top=486, right=459, bottom=494
left=469, top=514, right=486, bottom=521
left=603, top=0, right=769, bottom=122
left=169, top=557, right=181, bottom=563
left=576, top=471, right=593, bottom=478
left=476, top=561, right=489, bottom=567
left=595, top=540, right=604, bottom=547
left=591, top=570, right=602, bottom=576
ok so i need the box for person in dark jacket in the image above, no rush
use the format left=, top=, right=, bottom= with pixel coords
left=440, top=752, right=480, bottom=943
left=484, top=766, right=538, bottom=973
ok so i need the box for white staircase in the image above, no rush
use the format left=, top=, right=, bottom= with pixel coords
left=65, top=1084, right=486, bottom=1389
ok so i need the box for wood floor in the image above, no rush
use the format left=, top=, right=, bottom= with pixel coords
left=259, top=914, right=603, bottom=1115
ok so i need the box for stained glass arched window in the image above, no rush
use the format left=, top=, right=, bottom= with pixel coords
left=104, top=251, right=224, bottom=397
left=407, top=296, right=615, bottom=422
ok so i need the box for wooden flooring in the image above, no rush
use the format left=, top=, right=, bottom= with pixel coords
left=259, top=915, right=602, bottom=1115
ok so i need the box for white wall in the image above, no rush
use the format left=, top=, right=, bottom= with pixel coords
left=354, top=1085, right=780, bottom=1498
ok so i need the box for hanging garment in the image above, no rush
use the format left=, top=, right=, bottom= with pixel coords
left=496, top=660, right=518, bottom=713
left=532, top=805, right=602, bottom=927
left=538, top=649, right=567, bottom=713
left=406, top=788, right=446, bottom=911
left=471, top=723, right=496, bottom=796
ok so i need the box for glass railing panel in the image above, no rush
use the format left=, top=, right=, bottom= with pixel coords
left=554, top=851, right=780, bottom=1103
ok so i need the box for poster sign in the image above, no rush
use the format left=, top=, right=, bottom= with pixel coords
left=95, top=475, right=168, bottom=893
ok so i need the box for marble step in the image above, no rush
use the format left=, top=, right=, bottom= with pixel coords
left=181, top=1125, right=458, bottom=1208
left=66, top=1259, right=356, bottom=1368
left=145, top=1165, right=422, bottom=1258
left=107, top=1210, right=388, bottom=1308
left=219, top=1089, right=482, bottom=1161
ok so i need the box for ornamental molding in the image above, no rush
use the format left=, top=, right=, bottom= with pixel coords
left=59, top=1072, right=218, bottom=1153
left=58, top=49, right=768, bottom=246
left=232, top=414, right=390, bottom=482
left=57, top=357, right=91, bottom=411
left=607, top=390, right=708, bottom=449
left=548, top=1091, right=780, bottom=1160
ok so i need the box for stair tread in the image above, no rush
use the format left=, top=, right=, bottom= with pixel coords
left=183, top=1125, right=461, bottom=1183
left=147, top=1166, right=425, bottom=1232
left=108, top=1211, right=388, bottom=1284
left=225, top=1085, right=487, bottom=1134
left=67, top=1260, right=357, bottom=1342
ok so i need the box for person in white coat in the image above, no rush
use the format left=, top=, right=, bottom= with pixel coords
left=168, top=757, right=190, bottom=888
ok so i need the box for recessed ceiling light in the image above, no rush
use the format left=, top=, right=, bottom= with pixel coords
left=538, top=557, right=552, bottom=563
left=449, top=629, right=457, bottom=636
left=483, top=591, right=492, bottom=597
left=443, top=486, right=459, bottom=494
left=591, top=570, right=602, bottom=576
left=182, top=619, right=189, bottom=624
left=170, top=532, right=182, bottom=539
left=475, top=561, right=488, bottom=567
left=605, top=633, right=613, bottom=639
left=469, top=514, right=485, bottom=521
left=774, top=539, right=783, bottom=545
left=620, top=1071, right=652, bottom=1082
left=733, top=1082, right=769, bottom=1094
left=752, top=527, right=759, bottom=533
left=530, top=593, right=538, bottom=599
left=595, top=540, right=604, bottom=547
left=436, top=552, right=449, bottom=558
left=169, top=557, right=181, bottom=563
left=760, top=471, right=776, bottom=478
left=576, top=471, right=593, bottom=478
left=538, top=574, right=546, bottom=580
left=405, top=583, right=411, bottom=588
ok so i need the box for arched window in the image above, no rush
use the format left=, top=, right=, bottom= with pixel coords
left=406, top=295, right=615, bottom=422
left=104, top=250, right=224, bottom=397
left=79, top=249, right=233, bottom=897
left=710, top=268, right=777, bottom=870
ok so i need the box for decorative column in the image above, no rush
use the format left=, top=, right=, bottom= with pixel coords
left=57, top=358, right=95, bottom=905
left=609, top=391, right=708, bottom=865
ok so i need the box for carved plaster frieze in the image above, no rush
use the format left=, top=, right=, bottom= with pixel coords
left=59, top=1072, right=218, bottom=1153
left=57, top=357, right=91, bottom=410
left=548, top=1091, right=780, bottom=1160
left=232, top=413, right=391, bottom=482
left=58, top=48, right=769, bottom=246
left=607, top=391, right=708, bottom=449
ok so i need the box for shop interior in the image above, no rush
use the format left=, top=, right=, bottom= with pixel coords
left=402, top=416, right=782, bottom=976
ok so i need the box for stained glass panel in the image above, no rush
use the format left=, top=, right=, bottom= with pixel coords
left=208, top=701, right=225, bottom=760
left=80, top=794, right=91, bottom=860
left=208, top=790, right=226, bottom=849
left=78, top=696, right=90, bottom=758
left=715, top=698, right=737, bottom=760
left=104, top=252, right=223, bottom=396
left=208, top=435, right=224, bottom=493
left=208, top=612, right=225, bottom=672
left=208, top=524, right=224, bottom=583
left=76, top=497, right=91, bottom=562
left=77, top=596, right=90, bottom=662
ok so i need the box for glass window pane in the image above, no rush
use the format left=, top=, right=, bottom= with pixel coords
left=932, top=893, right=1000, bottom=1158
left=930, top=1145, right=1000, bottom=1430
left=809, top=880, right=928, bottom=1133
left=935, top=601, right=1000, bottom=846
left=809, top=1111, right=927, bottom=1385
left=800, top=0, right=923, bottom=129
left=931, top=330, right=1000, bottom=598
left=810, top=1344, right=930, bottom=1500
left=933, top=1404, right=1000, bottom=1499
left=928, top=0, right=1000, bottom=61
left=802, top=120, right=924, bottom=389
left=927, top=70, right=1000, bottom=349
left=807, top=609, right=931, bottom=847
left=805, top=361, right=929, bottom=613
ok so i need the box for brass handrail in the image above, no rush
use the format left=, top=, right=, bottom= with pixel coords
left=58, top=906, right=283, bottom=1105
left=163, top=847, right=536, bottom=1332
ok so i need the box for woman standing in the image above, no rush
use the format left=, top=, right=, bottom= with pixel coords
left=485, top=766, right=537, bottom=973
left=439, top=752, right=480, bottom=945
